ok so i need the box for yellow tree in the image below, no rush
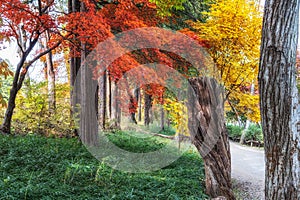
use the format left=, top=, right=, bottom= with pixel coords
left=191, top=0, right=262, bottom=123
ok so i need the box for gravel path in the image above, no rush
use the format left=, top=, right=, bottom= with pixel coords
left=230, top=142, right=265, bottom=200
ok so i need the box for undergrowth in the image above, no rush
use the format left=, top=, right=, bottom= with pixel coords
left=0, top=131, right=207, bottom=199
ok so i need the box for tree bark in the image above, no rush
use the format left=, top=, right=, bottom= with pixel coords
left=259, top=0, right=300, bottom=199
left=138, top=88, right=142, bottom=122
left=188, top=77, right=235, bottom=200
left=98, top=70, right=107, bottom=130
left=79, top=2, right=99, bottom=146
left=68, top=0, right=81, bottom=136
left=144, top=90, right=152, bottom=126
left=108, top=71, right=112, bottom=119
left=111, top=81, right=121, bottom=129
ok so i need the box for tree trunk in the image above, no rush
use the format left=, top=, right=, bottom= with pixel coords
left=129, top=94, right=138, bottom=124
left=130, top=88, right=140, bottom=124
left=144, top=91, right=152, bottom=126
left=98, top=70, right=107, bottom=130
left=0, top=87, right=18, bottom=134
left=46, top=31, right=56, bottom=113
left=160, top=106, right=165, bottom=131
left=111, top=81, right=121, bottom=129
left=0, top=37, right=39, bottom=134
left=188, top=77, right=235, bottom=199
left=79, top=45, right=99, bottom=146
left=259, top=0, right=300, bottom=199
left=79, top=2, right=98, bottom=146
left=239, top=83, right=254, bottom=144
left=68, top=0, right=81, bottom=136
left=138, top=88, right=142, bottom=122
left=108, top=71, right=112, bottom=119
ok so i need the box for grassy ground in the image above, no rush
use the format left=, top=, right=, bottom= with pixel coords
left=0, top=131, right=208, bottom=200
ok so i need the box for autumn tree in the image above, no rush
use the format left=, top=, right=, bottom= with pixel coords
left=192, top=0, right=262, bottom=123
left=188, top=77, right=235, bottom=199
left=258, top=0, right=300, bottom=198
left=0, top=0, right=68, bottom=134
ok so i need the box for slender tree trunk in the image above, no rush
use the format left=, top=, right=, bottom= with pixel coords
left=108, top=71, right=112, bottom=119
left=129, top=94, right=137, bottom=124
left=160, top=106, right=165, bottom=131
left=188, top=77, right=235, bottom=199
left=144, top=90, right=152, bottom=126
left=111, top=81, right=121, bottom=129
left=259, top=0, right=300, bottom=199
left=98, top=70, right=107, bottom=130
left=46, top=31, right=56, bottom=113
left=68, top=0, right=81, bottom=136
left=240, top=83, right=255, bottom=144
left=130, top=88, right=139, bottom=124
left=0, top=89, right=18, bottom=134
left=138, top=88, right=142, bottom=122
left=0, top=35, right=39, bottom=134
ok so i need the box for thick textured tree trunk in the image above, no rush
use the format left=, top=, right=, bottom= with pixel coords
left=79, top=2, right=98, bottom=146
left=188, top=77, right=235, bottom=200
left=259, top=0, right=300, bottom=199
left=79, top=46, right=99, bottom=146
left=144, top=91, right=152, bottom=126
left=98, top=70, right=107, bottom=130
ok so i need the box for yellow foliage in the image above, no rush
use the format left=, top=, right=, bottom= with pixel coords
left=163, top=98, right=189, bottom=136
left=191, top=0, right=262, bottom=122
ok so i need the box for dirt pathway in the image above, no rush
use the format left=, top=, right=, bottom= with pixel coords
left=230, top=142, right=265, bottom=200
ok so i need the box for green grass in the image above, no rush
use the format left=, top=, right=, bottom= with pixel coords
left=0, top=131, right=208, bottom=199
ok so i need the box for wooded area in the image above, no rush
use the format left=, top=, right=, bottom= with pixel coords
left=0, top=0, right=299, bottom=199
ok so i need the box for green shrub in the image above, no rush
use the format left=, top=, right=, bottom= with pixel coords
left=12, top=81, right=74, bottom=137
left=245, top=124, right=263, bottom=142
left=226, top=124, right=243, bottom=141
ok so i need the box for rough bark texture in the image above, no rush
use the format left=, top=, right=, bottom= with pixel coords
left=79, top=3, right=98, bottom=146
left=258, top=0, right=300, bottom=199
left=98, top=70, right=107, bottom=130
left=188, top=77, right=235, bottom=200
left=79, top=46, right=99, bottom=146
